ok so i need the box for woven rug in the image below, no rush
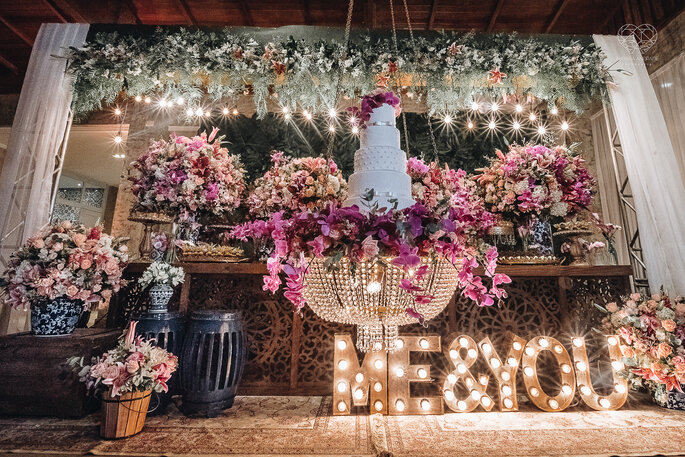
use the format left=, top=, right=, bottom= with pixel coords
left=0, top=395, right=684, bottom=456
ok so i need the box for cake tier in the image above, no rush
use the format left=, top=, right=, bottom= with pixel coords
left=367, top=103, right=396, bottom=127
left=344, top=170, right=415, bottom=210
left=354, top=146, right=406, bottom=172
left=360, top=125, right=400, bottom=149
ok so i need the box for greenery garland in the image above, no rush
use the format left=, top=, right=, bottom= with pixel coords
left=67, top=27, right=611, bottom=117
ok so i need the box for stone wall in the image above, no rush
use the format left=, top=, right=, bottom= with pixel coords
left=644, top=9, right=685, bottom=74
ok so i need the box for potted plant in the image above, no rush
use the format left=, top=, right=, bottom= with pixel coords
left=596, top=291, right=685, bottom=410
left=0, top=222, right=128, bottom=336
left=68, top=321, right=178, bottom=438
left=138, top=261, right=185, bottom=314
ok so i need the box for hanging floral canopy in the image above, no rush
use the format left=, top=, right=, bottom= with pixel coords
left=67, top=26, right=611, bottom=117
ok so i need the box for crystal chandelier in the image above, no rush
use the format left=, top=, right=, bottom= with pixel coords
left=302, top=256, right=459, bottom=351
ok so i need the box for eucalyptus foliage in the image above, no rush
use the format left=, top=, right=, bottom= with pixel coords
left=67, top=27, right=610, bottom=117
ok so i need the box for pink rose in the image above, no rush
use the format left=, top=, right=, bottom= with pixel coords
left=662, top=319, right=676, bottom=332
left=125, top=360, right=140, bottom=374
left=52, top=242, right=64, bottom=251
left=630, top=293, right=641, bottom=301
left=102, top=364, right=121, bottom=381
left=620, top=345, right=635, bottom=358
left=66, top=285, right=79, bottom=298
left=101, top=289, right=113, bottom=300
left=104, top=260, right=120, bottom=276
left=657, top=342, right=673, bottom=358
left=73, top=233, right=87, bottom=246
left=31, top=237, right=45, bottom=249
left=606, top=302, right=618, bottom=313
left=676, top=302, right=685, bottom=317
left=361, top=236, right=379, bottom=259
left=80, top=257, right=93, bottom=270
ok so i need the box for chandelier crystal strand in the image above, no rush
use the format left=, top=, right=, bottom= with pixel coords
left=302, top=256, right=459, bottom=352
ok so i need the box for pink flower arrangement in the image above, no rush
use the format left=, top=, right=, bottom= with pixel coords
left=598, top=292, right=685, bottom=398
left=233, top=187, right=509, bottom=319
left=474, top=144, right=595, bottom=220
left=246, top=151, right=347, bottom=218
left=68, top=321, right=178, bottom=397
left=0, top=221, right=128, bottom=310
left=128, top=129, right=246, bottom=225
left=347, top=89, right=401, bottom=127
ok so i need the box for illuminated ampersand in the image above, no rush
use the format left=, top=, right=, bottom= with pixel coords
left=442, top=334, right=494, bottom=412
left=333, top=334, right=388, bottom=415
left=388, top=335, right=443, bottom=415
left=571, top=335, right=628, bottom=410
left=521, top=336, right=576, bottom=412
left=478, top=334, right=526, bottom=411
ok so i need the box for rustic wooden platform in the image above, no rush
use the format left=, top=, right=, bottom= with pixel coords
left=0, top=328, right=120, bottom=418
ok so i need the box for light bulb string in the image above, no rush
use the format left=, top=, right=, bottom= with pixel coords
left=325, top=0, right=355, bottom=162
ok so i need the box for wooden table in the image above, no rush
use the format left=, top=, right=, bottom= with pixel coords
left=112, top=262, right=632, bottom=395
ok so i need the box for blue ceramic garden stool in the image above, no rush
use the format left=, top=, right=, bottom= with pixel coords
left=180, top=310, right=246, bottom=417
left=134, top=312, right=186, bottom=414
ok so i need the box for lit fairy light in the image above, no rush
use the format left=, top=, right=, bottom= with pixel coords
left=222, top=107, right=229, bottom=115
left=232, top=108, right=239, bottom=115
left=328, top=107, right=337, bottom=118
left=112, top=153, right=126, bottom=159
left=176, top=97, right=184, bottom=105
left=284, top=112, right=292, bottom=120
left=515, top=104, right=523, bottom=113
left=144, top=96, right=152, bottom=104
left=561, top=121, right=569, bottom=131
left=529, top=112, right=537, bottom=122
left=303, top=110, right=312, bottom=120
left=351, top=125, right=359, bottom=134
left=488, top=120, right=497, bottom=130
left=328, top=125, right=336, bottom=133
left=204, top=110, right=211, bottom=118
left=134, top=95, right=142, bottom=102
left=443, top=114, right=453, bottom=124
left=281, top=106, right=289, bottom=114
left=113, top=135, right=123, bottom=144
left=159, top=99, right=169, bottom=108
left=550, top=106, right=559, bottom=115
left=195, top=107, right=204, bottom=117
left=471, top=101, right=479, bottom=111
left=467, top=120, right=474, bottom=130
left=512, top=121, right=521, bottom=130
left=490, top=102, right=499, bottom=112
left=186, top=108, right=194, bottom=116
left=114, top=108, right=122, bottom=116
left=537, top=125, right=547, bottom=135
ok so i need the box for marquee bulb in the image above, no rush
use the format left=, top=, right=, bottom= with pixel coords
left=374, top=382, right=382, bottom=392
left=421, top=399, right=431, bottom=411
left=513, top=341, right=522, bottom=351
left=530, top=387, right=539, bottom=397
left=525, top=347, right=534, bottom=356
left=395, top=400, right=406, bottom=411
left=550, top=106, right=559, bottom=115
left=502, top=385, right=512, bottom=396
left=468, top=348, right=478, bottom=358
left=447, top=373, right=457, bottom=384
left=481, top=397, right=492, bottom=407
left=490, top=358, right=501, bottom=369
left=449, top=349, right=459, bottom=359
left=467, top=121, right=474, bottom=129
left=524, top=367, right=534, bottom=377
left=395, top=339, right=404, bottom=349
left=608, top=336, right=618, bottom=346
left=355, top=372, right=364, bottom=383
left=457, top=400, right=467, bottom=411
left=374, top=400, right=383, bottom=411
left=562, top=384, right=573, bottom=395
left=374, top=359, right=383, bottom=370
left=444, top=390, right=455, bottom=401
left=222, top=107, right=230, bottom=115
left=113, top=135, right=123, bottom=144
left=561, top=121, right=569, bottom=131
left=490, top=102, right=499, bottom=112
left=354, top=389, right=364, bottom=400
left=561, top=364, right=572, bottom=373
left=459, top=337, right=469, bottom=347
left=580, top=385, right=591, bottom=395
left=417, top=368, right=427, bottom=379
left=134, top=95, right=142, bottom=102
left=337, top=340, right=347, bottom=350
left=395, top=367, right=404, bottom=378
left=612, top=361, right=624, bottom=371
left=337, top=382, right=347, bottom=393
left=599, top=398, right=611, bottom=408
left=482, top=343, right=492, bottom=353
left=576, top=361, right=587, bottom=372
left=539, top=338, right=549, bottom=348
left=419, top=338, right=430, bottom=349
left=338, top=360, right=348, bottom=370
left=548, top=399, right=559, bottom=409
left=337, top=401, right=346, bottom=412
left=504, top=398, right=514, bottom=409
left=572, top=338, right=584, bottom=347
left=501, top=371, right=511, bottom=381
left=471, top=390, right=481, bottom=401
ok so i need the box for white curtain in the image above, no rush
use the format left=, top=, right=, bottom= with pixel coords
left=651, top=52, right=685, bottom=183
left=0, top=23, right=89, bottom=334
left=593, top=35, right=685, bottom=297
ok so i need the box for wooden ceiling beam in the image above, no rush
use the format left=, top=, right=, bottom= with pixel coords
left=238, top=0, right=254, bottom=26
left=174, top=0, right=197, bottom=26
left=42, top=0, right=69, bottom=22
left=487, top=0, right=505, bottom=32
left=303, top=0, right=313, bottom=25
left=0, top=54, right=19, bottom=74
left=544, top=0, right=570, bottom=33
left=47, top=0, right=87, bottom=22
left=365, top=0, right=376, bottom=29
left=122, top=0, right=142, bottom=25
left=427, top=0, right=438, bottom=30
left=0, top=15, right=34, bottom=47
left=598, top=1, right=627, bottom=34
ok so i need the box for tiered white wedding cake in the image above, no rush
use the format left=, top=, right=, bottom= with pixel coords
left=343, top=103, right=415, bottom=210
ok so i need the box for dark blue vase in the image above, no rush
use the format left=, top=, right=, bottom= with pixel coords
left=30, top=298, right=83, bottom=336
left=134, top=312, right=186, bottom=414
left=180, top=310, right=246, bottom=417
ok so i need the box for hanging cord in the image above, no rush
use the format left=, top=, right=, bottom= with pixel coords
left=325, top=0, right=355, bottom=161
left=388, top=0, right=411, bottom=155
left=401, top=0, right=439, bottom=162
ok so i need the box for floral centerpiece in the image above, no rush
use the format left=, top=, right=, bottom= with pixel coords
left=0, top=222, right=128, bottom=335
left=138, top=261, right=185, bottom=314
left=347, top=89, right=402, bottom=126
left=246, top=151, right=347, bottom=218
left=68, top=321, right=178, bottom=437
left=407, top=157, right=482, bottom=212
left=128, top=128, right=246, bottom=233
left=596, top=292, right=685, bottom=409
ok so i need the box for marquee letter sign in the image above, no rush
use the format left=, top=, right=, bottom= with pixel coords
left=333, top=332, right=628, bottom=415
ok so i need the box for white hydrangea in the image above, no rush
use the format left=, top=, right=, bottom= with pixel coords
left=550, top=202, right=569, bottom=217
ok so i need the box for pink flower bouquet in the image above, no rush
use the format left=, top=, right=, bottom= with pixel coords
left=68, top=321, right=178, bottom=397
left=0, top=221, right=129, bottom=310
left=474, top=144, right=595, bottom=221
left=597, top=292, right=685, bottom=402
left=128, top=129, right=246, bottom=225
left=246, top=151, right=347, bottom=218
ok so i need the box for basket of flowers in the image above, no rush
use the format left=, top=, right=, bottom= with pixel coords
left=68, top=321, right=178, bottom=438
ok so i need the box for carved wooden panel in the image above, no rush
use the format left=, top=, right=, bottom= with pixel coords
left=298, top=306, right=352, bottom=385
left=564, top=277, right=627, bottom=335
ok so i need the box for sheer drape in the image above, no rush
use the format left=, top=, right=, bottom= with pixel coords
left=0, top=24, right=89, bottom=335
left=593, top=35, right=685, bottom=296
left=651, top=52, right=685, bottom=183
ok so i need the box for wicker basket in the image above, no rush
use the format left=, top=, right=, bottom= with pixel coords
left=100, top=389, right=151, bottom=439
